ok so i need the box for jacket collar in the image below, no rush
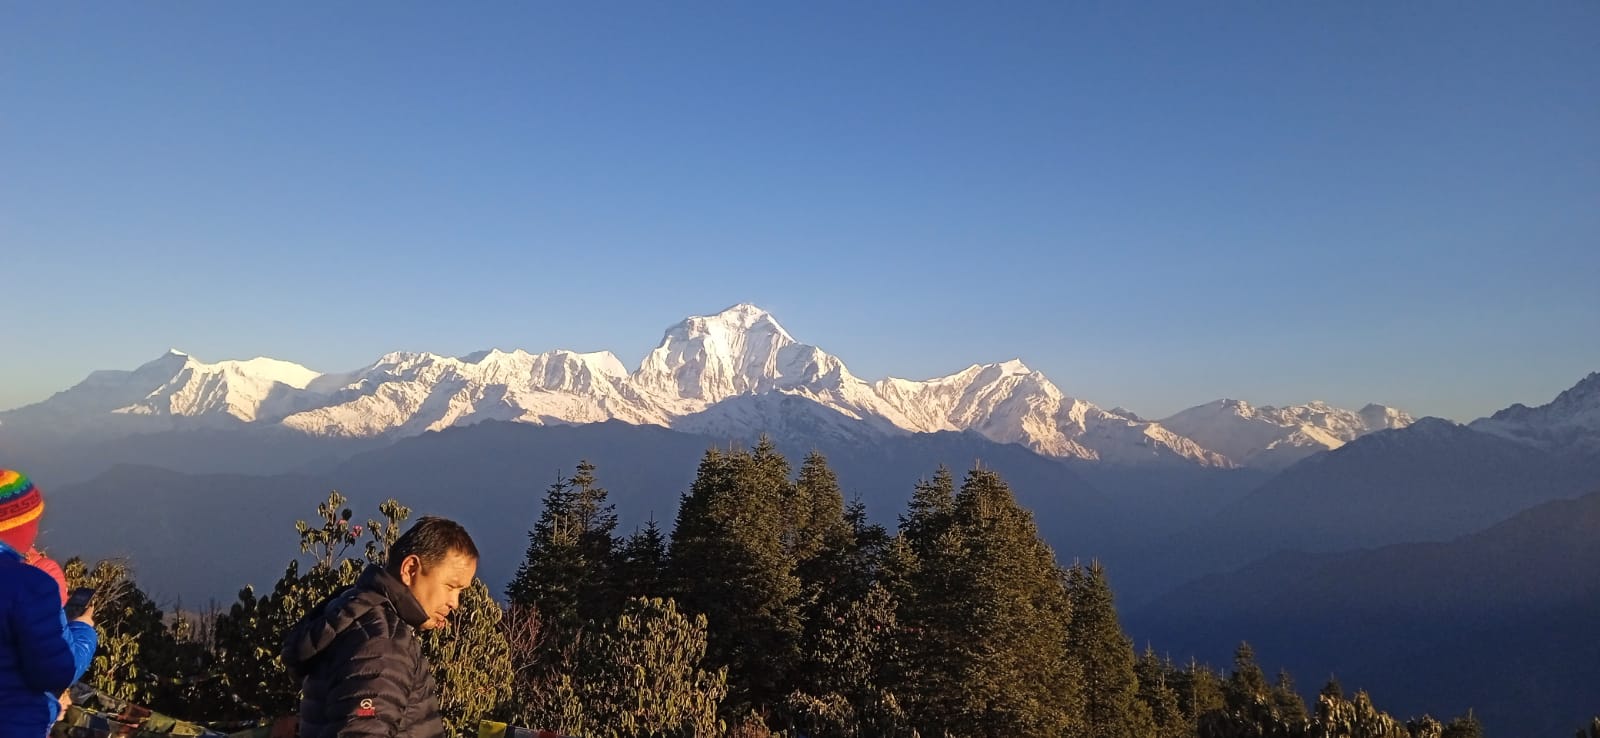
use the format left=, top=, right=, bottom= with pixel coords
left=357, top=562, right=431, bottom=630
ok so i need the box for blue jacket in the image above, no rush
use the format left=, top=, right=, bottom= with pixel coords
left=0, top=542, right=97, bottom=738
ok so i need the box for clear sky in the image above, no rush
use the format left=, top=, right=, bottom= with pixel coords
left=2, top=2, right=1596, bottom=421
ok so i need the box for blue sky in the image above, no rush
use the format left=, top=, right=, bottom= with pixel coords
left=2, top=2, right=1596, bottom=420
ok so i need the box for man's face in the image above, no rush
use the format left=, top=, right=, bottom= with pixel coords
left=400, top=550, right=477, bottom=630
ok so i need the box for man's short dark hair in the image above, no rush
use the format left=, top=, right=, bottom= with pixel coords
left=386, top=516, right=479, bottom=574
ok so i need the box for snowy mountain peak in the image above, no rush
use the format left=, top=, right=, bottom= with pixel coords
left=994, top=358, right=1033, bottom=376
left=459, top=348, right=521, bottom=363
left=682, top=303, right=795, bottom=343
left=1470, top=372, right=1600, bottom=452
left=1160, top=398, right=1416, bottom=469
left=1218, top=398, right=1255, bottom=414
left=1358, top=403, right=1414, bottom=431
left=122, top=353, right=324, bottom=421
left=3, top=350, right=327, bottom=429
left=632, top=304, right=813, bottom=404
left=1536, top=371, right=1600, bottom=411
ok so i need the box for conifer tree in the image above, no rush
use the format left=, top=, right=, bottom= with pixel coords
left=894, top=467, right=1080, bottom=737
left=618, top=516, right=669, bottom=600
left=786, top=584, right=912, bottom=738
left=506, top=461, right=621, bottom=633
left=1134, top=647, right=1192, bottom=738
left=1199, top=643, right=1301, bottom=738
left=791, top=453, right=855, bottom=620
left=1171, top=659, right=1225, bottom=727
left=1305, top=689, right=1409, bottom=738
left=1441, top=711, right=1484, bottom=738
left=1066, top=562, right=1155, bottom=738
left=900, top=466, right=955, bottom=558
left=1272, top=670, right=1309, bottom=725
left=842, top=498, right=890, bottom=593
left=884, top=467, right=963, bottom=731
left=789, top=450, right=851, bottom=563
left=668, top=442, right=803, bottom=715
left=1406, top=715, right=1445, bottom=738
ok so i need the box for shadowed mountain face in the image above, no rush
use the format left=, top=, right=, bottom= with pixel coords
left=1123, top=418, right=1600, bottom=596
left=38, top=420, right=1111, bottom=606
left=1127, top=488, right=1600, bottom=738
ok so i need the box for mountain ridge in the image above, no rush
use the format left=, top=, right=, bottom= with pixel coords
left=1, top=304, right=1415, bottom=470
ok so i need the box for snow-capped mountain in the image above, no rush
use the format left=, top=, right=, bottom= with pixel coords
left=630, top=304, right=916, bottom=431
left=1159, top=399, right=1415, bottom=469
left=277, top=348, right=664, bottom=438
left=1, top=350, right=326, bottom=432
left=874, top=361, right=1229, bottom=465
left=1469, top=372, right=1600, bottom=454
left=0, top=304, right=1415, bottom=468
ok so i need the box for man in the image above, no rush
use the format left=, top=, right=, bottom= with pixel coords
left=282, top=516, right=479, bottom=738
left=0, top=469, right=98, bottom=738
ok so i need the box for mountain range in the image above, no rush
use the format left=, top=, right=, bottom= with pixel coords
left=1127, top=487, right=1600, bottom=738
left=5, top=304, right=1599, bottom=736
left=1, top=304, right=1414, bottom=471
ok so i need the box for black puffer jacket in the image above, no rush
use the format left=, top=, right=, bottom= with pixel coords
left=282, top=564, right=444, bottom=738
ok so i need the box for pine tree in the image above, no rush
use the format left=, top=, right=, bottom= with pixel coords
left=618, top=516, right=669, bottom=600
left=1320, top=678, right=1344, bottom=705
left=1066, top=562, right=1154, bottom=738
left=1134, top=647, right=1192, bottom=738
left=1306, top=689, right=1410, bottom=738
left=785, top=584, right=912, bottom=738
left=1226, top=643, right=1272, bottom=706
left=506, top=461, right=621, bottom=633
left=1441, top=710, right=1484, bottom=738
left=1171, top=659, right=1225, bottom=728
left=789, top=451, right=851, bottom=563
left=884, top=467, right=963, bottom=732
left=1271, top=670, right=1308, bottom=725
left=791, top=453, right=854, bottom=616
left=900, top=466, right=955, bottom=559
left=668, top=442, right=803, bottom=715
left=842, top=498, right=890, bottom=594
left=1198, top=643, right=1302, bottom=738
left=788, top=453, right=891, bottom=734
left=894, top=467, right=1080, bottom=738
left=1406, top=715, right=1445, bottom=738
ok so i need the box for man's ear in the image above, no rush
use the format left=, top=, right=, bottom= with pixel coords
left=398, top=554, right=423, bottom=586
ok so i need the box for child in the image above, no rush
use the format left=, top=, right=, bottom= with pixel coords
left=0, top=469, right=98, bottom=738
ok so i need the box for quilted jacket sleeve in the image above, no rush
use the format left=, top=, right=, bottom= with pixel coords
left=8, top=567, right=97, bottom=693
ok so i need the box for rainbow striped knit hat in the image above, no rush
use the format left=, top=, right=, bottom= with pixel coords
left=0, top=469, right=45, bottom=552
